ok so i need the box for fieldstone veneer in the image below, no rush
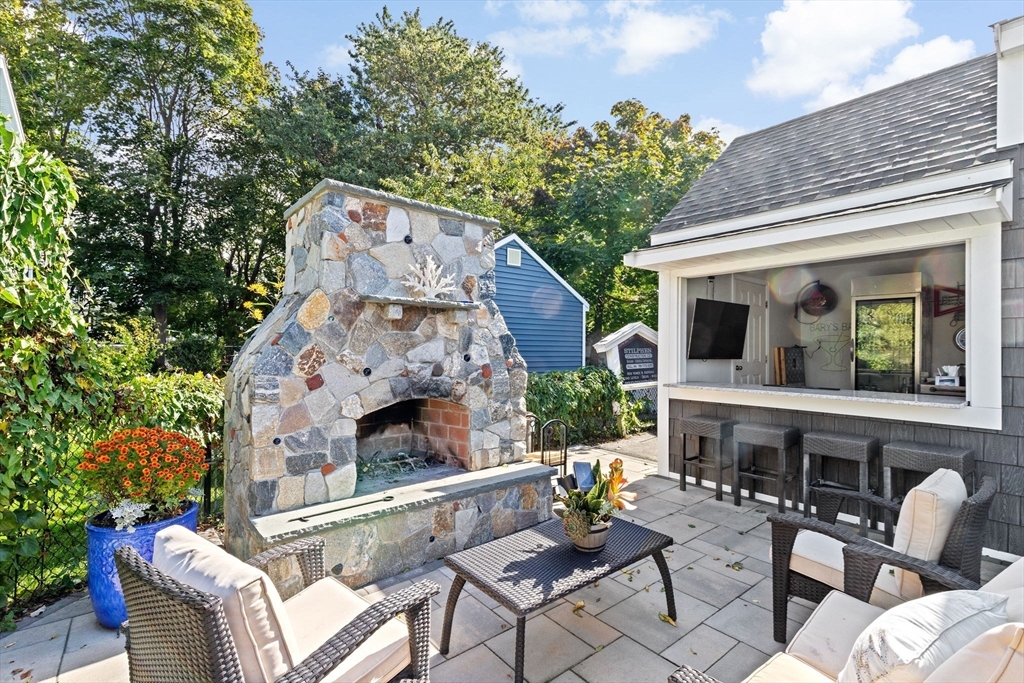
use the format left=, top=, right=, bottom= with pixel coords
left=224, top=180, right=529, bottom=547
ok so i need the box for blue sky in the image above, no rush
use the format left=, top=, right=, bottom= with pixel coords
left=249, top=0, right=1022, bottom=142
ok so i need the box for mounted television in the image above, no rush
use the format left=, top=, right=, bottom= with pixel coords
left=687, top=298, right=750, bottom=360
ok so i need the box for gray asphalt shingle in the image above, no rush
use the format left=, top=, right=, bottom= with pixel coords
left=652, top=54, right=998, bottom=238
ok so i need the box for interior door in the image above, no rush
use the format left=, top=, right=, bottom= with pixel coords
left=733, top=277, right=767, bottom=384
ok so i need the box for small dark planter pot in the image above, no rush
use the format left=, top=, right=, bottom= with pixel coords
left=86, top=502, right=198, bottom=628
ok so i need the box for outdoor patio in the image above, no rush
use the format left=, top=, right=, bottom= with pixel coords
left=3, top=444, right=1007, bottom=683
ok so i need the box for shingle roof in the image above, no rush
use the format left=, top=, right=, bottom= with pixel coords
left=652, top=54, right=999, bottom=237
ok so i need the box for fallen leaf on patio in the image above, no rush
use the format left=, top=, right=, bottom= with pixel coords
left=727, top=562, right=744, bottom=571
left=756, top=509, right=766, bottom=514
left=4, top=642, right=15, bottom=649
left=11, top=669, right=22, bottom=675
left=687, top=524, right=695, bottom=528
left=19, top=670, right=32, bottom=680
left=573, top=601, right=585, bottom=616
left=593, top=581, right=599, bottom=587
left=659, top=613, right=677, bottom=627
left=620, top=569, right=633, bottom=575
left=713, top=557, right=720, bottom=561
left=595, top=645, right=604, bottom=652
left=664, top=548, right=674, bottom=553
left=724, top=545, right=730, bottom=551
left=752, top=599, right=760, bottom=604
left=687, top=566, right=694, bottom=570
left=661, top=587, right=666, bottom=592
left=596, top=597, right=601, bottom=602
left=691, top=648, right=698, bottom=655
left=738, top=531, right=745, bottom=535
left=644, top=585, right=650, bottom=592
left=628, top=576, right=633, bottom=582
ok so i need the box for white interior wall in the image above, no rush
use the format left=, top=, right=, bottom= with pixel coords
left=763, top=246, right=965, bottom=389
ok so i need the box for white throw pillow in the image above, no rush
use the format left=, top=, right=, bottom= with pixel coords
left=153, top=526, right=298, bottom=683
left=891, top=469, right=967, bottom=600
left=924, top=622, right=1024, bottom=683
left=837, top=590, right=1008, bottom=683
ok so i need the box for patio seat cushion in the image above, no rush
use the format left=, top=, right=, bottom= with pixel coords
left=891, top=468, right=967, bottom=600
left=836, top=590, right=1009, bottom=683
left=743, top=653, right=833, bottom=683
left=787, top=531, right=904, bottom=609
left=284, top=575, right=410, bottom=683
left=153, top=526, right=299, bottom=683
left=982, top=557, right=1024, bottom=622
left=785, top=590, right=885, bottom=679
left=923, top=622, right=1024, bottom=683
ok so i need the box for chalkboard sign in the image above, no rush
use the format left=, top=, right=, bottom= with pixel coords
left=619, top=334, right=658, bottom=384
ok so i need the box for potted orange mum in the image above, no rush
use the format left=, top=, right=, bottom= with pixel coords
left=78, top=427, right=208, bottom=628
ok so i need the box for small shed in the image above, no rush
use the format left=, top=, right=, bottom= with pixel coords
left=494, top=234, right=589, bottom=372
left=593, top=322, right=659, bottom=387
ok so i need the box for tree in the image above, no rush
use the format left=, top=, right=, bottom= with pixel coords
left=69, top=0, right=268, bottom=344
left=529, top=100, right=723, bottom=349
left=347, top=8, right=562, bottom=185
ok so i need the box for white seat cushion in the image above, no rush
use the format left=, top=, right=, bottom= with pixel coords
left=787, top=531, right=904, bottom=609
left=890, top=468, right=967, bottom=600
left=786, top=590, right=886, bottom=679
left=153, top=526, right=298, bottom=683
left=924, top=622, right=1024, bottom=683
left=744, top=653, right=833, bottom=683
left=285, top=576, right=410, bottom=683
left=837, top=590, right=1009, bottom=683
left=983, top=558, right=1024, bottom=623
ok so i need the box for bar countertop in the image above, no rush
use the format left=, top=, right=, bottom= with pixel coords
left=666, top=382, right=966, bottom=408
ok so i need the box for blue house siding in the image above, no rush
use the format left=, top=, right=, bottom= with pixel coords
left=494, top=237, right=586, bottom=372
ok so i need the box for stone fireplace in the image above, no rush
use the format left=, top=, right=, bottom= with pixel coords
left=224, top=180, right=550, bottom=582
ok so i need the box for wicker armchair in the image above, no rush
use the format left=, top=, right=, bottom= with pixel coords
left=114, top=536, right=439, bottom=683
left=768, top=476, right=996, bottom=643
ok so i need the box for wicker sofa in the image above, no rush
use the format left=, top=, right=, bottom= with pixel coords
left=114, top=526, right=439, bottom=683
left=768, top=469, right=996, bottom=642
left=669, top=554, right=1024, bottom=683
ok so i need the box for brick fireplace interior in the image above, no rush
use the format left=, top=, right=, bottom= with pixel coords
left=356, top=399, right=470, bottom=468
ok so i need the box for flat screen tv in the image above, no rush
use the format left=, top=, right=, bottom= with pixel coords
left=688, top=298, right=750, bottom=360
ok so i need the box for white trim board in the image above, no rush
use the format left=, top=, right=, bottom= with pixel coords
left=495, top=234, right=590, bottom=310
left=649, top=160, right=1014, bottom=247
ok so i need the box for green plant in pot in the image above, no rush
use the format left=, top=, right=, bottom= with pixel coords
left=555, top=459, right=637, bottom=552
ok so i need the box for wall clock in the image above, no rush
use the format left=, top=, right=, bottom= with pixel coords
left=955, top=327, right=966, bottom=351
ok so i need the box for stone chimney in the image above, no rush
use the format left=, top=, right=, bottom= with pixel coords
left=223, top=181, right=528, bottom=547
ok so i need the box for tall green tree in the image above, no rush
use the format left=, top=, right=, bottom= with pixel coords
left=529, top=100, right=723, bottom=348
left=348, top=8, right=562, bottom=189
left=69, top=0, right=268, bottom=343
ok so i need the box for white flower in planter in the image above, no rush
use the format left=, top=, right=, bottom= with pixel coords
left=109, top=500, right=151, bottom=532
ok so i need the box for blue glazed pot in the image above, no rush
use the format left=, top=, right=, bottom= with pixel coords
left=86, top=502, right=198, bottom=629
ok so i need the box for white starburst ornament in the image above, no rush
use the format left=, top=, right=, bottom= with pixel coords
left=402, top=256, right=457, bottom=299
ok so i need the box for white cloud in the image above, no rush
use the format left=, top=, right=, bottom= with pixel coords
left=746, top=0, right=920, bottom=98
left=320, top=42, right=352, bottom=70
left=611, top=5, right=726, bottom=75
left=694, top=117, right=747, bottom=144
left=516, top=0, right=589, bottom=25
left=488, top=1, right=725, bottom=76
left=490, top=25, right=596, bottom=58
left=808, top=35, right=975, bottom=109
left=746, top=1, right=977, bottom=111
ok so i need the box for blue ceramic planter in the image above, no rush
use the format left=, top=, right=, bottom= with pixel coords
left=86, top=502, right=198, bottom=629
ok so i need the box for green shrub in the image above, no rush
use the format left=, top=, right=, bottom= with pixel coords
left=94, top=317, right=161, bottom=384
left=0, top=122, right=111, bottom=629
left=116, top=373, right=225, bottom=450
left=167, top=332, right=226, bottom=374
left=525, top=366, right=642, bottom=443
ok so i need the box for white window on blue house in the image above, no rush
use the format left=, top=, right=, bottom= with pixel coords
left=506, top=248, right=522, bottom=267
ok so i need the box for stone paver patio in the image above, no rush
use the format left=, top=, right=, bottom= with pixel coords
left=2, top=445, right=1006, bottom=683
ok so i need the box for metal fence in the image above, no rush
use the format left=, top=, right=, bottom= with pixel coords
left=2, top=418, right=224, bottom=618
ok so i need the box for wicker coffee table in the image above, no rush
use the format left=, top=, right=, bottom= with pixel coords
left=439, top=518, right=676, bottom=683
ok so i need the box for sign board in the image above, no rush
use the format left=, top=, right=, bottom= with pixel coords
left=618, top=334, right=658, bottom=385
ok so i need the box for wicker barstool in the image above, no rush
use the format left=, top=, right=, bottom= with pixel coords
left=883, top=441, right=976, bottom=544
left=732, top=422, right=800, bottom=513
left=802, top=431, right=879, bottom=536
left=672, top=415, right=737, bottom=501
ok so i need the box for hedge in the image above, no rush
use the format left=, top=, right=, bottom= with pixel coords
left=525, top=366, right=642, bottom=443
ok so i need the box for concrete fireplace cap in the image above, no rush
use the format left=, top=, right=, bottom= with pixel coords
left=283, top=178, right=501, bottom=227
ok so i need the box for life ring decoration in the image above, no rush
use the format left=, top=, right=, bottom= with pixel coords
left=797, top=281, right=838, bottom=317
left=955, top=327, right=966, bottom=351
